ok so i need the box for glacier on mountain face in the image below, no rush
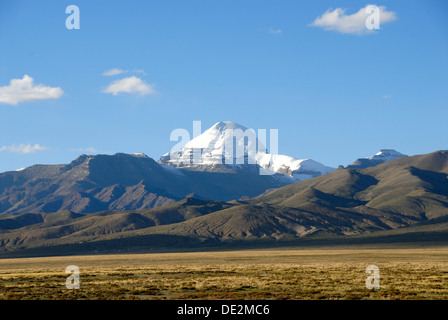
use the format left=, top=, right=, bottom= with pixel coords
left=160, top=121, right=335, bottom=181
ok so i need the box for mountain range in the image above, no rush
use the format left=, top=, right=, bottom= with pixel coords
left=1, top=150, right=447, bottom=256
left=0, top=121, right=405, bottom=216
left=0, top=152, right=292, bottom=215
left=1, top=121, right=446, bottom=256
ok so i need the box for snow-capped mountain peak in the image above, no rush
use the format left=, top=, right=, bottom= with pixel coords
left=369, top=149, right=407, bottom=162
left=131, top=152, right=148, bottom=158
left=346, top=149, right=408, bottom=169
left=160, top=121, right=334, bottom=181
left=183, top=121, right=256, bottom=150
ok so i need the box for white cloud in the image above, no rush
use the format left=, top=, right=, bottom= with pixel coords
left=69, top=147, right=98, bottom=154
left=382, top=94, right=392, bottom=99
left=133, top=69, right=147, bottom=75
left=103, top=76, right=156, bottom=96
left=0, top=143, right=48, bottom=154
left=102, top=68, right=128, bottom=76
left=102, top=68, right=148, bottom=77
left=310, top=5, right=397, bottom=35
left=0, top=75, right=63, bottom=106
left=269, top=28, right=282, bottom=34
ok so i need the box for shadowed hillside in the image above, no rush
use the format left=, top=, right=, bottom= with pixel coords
left=0, top=153, right=292, bottom=215
left=1, top=150, right=447, bottom=256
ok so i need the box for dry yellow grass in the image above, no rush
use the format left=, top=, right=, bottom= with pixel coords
left=1, top=247, right=448, bottom=300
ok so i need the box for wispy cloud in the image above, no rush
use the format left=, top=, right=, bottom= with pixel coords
left=382, top=94, right=392, bottom=100
left=69, top=147, right=98, bottom=153
left=133, top=69, right=147, bottom=75
left=0, top=143, right=48, bottom=154
left=102, top=68, right=128, bottom=76
left=0, top=75, right=63, bottom=106
left=269, top=27, right=282, bottom=35
left=310, top=5, right=397, bottom=35
left=103, top=76, right=156, bottom=96
left=69, top=147, right=98, bottom=154
left=102, top=68, right=147, bottom=77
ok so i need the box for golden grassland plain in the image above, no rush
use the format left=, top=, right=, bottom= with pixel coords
left=1, top=247, right=448, bottom=300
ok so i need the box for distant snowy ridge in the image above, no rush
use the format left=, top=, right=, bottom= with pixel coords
left=346, top=149, right=407, bottom=169
left=369, top=149, right=407, bottom=161
left=256, top=154, right=335, bottom=181
left=131, top=153, right=149, bottom=158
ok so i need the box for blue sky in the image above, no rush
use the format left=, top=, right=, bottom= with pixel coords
left=0, top=0, right=447, bottom=172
